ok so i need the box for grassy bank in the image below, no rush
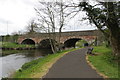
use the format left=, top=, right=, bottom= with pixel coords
left=1, top=42, right=36, bottom=56
left=88, top=46, right=118, bottom=78
left=1, top=50, right=22, bottom=56
left=0, top=42, right=35, bottom=48
left=13, top=48, right=78, bottom=78
left=1, top=50, right=38, bottom=56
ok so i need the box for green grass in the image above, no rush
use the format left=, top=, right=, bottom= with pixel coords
left=1, top=50, right=22, bottom=56
left=13, top=48, right=78, bottom=78
left=76, top=40, right=87, bottom=48
left=2, top=50, right=36, bottom=56
left=0, top=42, right=35, bottom=48
left=88, top=46, right=118, bottom=78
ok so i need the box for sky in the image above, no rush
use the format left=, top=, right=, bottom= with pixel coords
left=0, top=0, right=98, bottom=36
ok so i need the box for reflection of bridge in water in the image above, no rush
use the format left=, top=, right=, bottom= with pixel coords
left=18, top=30, right=101, bottom=48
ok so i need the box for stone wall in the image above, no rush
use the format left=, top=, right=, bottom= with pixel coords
left=17, top=30, right=100, bottom=44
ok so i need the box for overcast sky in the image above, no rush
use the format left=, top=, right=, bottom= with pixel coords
left=0, top=0, right=98, bottom=36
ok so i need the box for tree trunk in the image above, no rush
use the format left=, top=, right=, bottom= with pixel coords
left=107, top=2, right=120, bottom=59
left=58, top=1, right=64, bottom=51
left=49, top=38, right=56, bottom=54
left=58, top=28, right=62, bottom=51
left=110, top=34, right=120, bottom=59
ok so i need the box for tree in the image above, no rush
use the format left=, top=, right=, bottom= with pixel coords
left=105, top=2, right=120, bottom=58
left=11, top=32, right=19, bottom=43
left=35, top=1, right=75, bottom=52
left=35, top=2, right=58, bottom=53
left=78, top=2, right=120, bottom=58
left=26, top=20, right=38, bottom=34
left=61, top=1, right=120, bottom=58
left=57, top=1, right=65, bottom=50
left=56, top=1, right=72, bottom=50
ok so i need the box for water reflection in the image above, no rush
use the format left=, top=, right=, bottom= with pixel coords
left=0, top=49, right=52, bottom=78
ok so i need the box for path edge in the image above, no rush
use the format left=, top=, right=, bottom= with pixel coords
left=86, top=54, right=109, bottom=79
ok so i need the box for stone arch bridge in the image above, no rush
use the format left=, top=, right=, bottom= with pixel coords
left=18, top=30, right=100, bottom=48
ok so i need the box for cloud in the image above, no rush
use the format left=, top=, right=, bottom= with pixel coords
left=0, top=18, right=13, bottom=24
left=21, top=0, right=38, bottom=6
left=0, top=0, right=97, bottom=36
left=0, top=0, right=38, bottom=35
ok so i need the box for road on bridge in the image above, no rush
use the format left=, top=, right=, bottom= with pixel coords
left=43, top=48, right=104, bottom=80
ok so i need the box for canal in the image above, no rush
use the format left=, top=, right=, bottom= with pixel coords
left=0, top=49, right=52, bottom=78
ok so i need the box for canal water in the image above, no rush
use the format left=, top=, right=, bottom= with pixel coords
left=0, top=49, right=52, bottom=78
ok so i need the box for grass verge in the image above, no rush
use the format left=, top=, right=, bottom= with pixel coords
left=13, top=48, right=79, bottom=78
left=87, top=46, right=118, bottom=78
left=0, top=42, right=35, bottom=48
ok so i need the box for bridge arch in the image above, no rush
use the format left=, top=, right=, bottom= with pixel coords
left=64, top=38, right=82, bottom=48
left=38, top=39, right=57, bottom=49
left=21, top=39, right=35, bottom=45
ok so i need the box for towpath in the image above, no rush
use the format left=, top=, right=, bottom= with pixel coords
left=43, top=48, right=104, bottom=80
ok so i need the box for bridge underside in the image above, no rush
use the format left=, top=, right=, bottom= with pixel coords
left=21, top=39, right=35, bottom=45
left=20, top=37, right=92, bottom=49
left=64, top=38, right=81, bottom=48
left=38, top=39, right=56, bottom=49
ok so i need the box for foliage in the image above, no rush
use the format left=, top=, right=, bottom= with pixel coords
left=76, top=40, right=87, bottom=47
left=1, top=34, right=19, bottom=43
left=88, top=46, right=118, bottom=78
left=34, top=1, right=120, bottom=57
left=78, top=1, right=120, bottom=58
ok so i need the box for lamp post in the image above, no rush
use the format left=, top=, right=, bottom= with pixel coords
left=7, top=21, right=8, bottom=35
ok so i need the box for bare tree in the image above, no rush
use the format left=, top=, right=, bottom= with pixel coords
left=35, top=1, right=82, bottom=52
left=56, top=1, right=69, bottom=50
left=26, top=20, right=38, bottom=34
left=35, top=2, right=58, bottom=53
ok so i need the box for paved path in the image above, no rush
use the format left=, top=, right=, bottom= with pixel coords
left=43, top=48, right=104, bottom=79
